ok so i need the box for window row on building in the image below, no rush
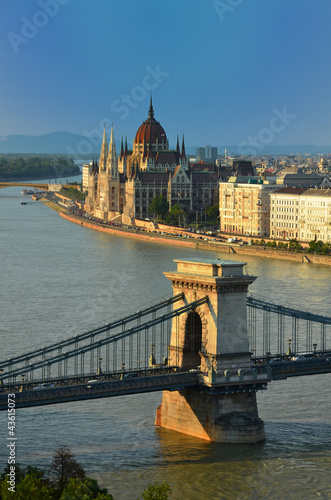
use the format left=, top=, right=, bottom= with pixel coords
left=219, top=182, right=331, bottom=242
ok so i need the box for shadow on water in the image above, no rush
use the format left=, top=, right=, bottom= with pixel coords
left=92, top=421, right=331, bottom=500
left=154, top=420, right=331, bottom=467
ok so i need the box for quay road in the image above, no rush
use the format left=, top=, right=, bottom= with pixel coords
left=63, top=209, right=236, bottom=248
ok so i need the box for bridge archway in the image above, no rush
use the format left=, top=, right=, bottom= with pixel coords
left=182, top=311, right=202, bottom=370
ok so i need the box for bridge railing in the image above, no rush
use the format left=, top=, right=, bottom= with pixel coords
left=1, top=294, right=330, bottom=389
left=0, top=295, right=208, bottom=387
left=0, top=293, right=184, bottom=372
left=247, top=296, right=331, bottom=357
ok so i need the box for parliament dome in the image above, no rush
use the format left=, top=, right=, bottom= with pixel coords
left=134, top=97, right=167, bottom=145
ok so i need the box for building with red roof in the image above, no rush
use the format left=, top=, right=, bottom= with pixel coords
left=85, top=97, right=221, bottom=222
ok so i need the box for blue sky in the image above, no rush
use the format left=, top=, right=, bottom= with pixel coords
left=1, top=0, right=331, bottom=148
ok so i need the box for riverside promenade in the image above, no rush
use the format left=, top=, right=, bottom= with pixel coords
left=59, top=212, right=331, bottom=267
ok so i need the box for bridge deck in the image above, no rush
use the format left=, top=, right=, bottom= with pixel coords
left=0, top=295, right=330, bottom=410
left=0, top=371, right=200, bottom=410
left=1, top=356, right=330, bottom=411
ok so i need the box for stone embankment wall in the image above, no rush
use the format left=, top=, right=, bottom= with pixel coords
left=60, top=213, right=331, bottom=266
left=60, top=213, right=197, bottom=249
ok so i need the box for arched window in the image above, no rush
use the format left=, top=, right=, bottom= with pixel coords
left=182, top=311, right=202, bottom=370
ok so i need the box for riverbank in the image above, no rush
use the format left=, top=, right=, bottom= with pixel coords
left=59, top=212, right=331, bottom=266
left=42, top=200, right=68, bottom=213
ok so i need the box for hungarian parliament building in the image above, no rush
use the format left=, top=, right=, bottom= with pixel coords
left=84, top=98, right=220, bottom=223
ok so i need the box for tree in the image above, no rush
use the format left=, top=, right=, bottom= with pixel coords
left=205, top=205, right=219, bottom=226
left=0, top=451, right=117, bottom=500
left=0, top=472, right=55, bottom=500
left=49, top=446, right=85, bottom=496
left=149, top=195, right=169, bottom=220
left=138, top=481, right=172, bottom=500
left=60, top=477, right=114, bottom=500
left=278, top=241, right=288, bottom=249
left=288, top=238, right=301, bottom=251
left=0, top=463, right=27, bottom=483
left=166, top=203, right=185, bottom=226
left=308, top=240, right=331, bottom=255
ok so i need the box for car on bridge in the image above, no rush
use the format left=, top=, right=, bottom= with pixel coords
left=268, top=357, right=289, bottom=364
left=33, top=383, right=55, bottom=390
left=291, top=353, right=314, bottom=362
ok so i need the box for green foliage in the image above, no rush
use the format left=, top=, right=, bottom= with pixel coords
left=0, top=449, right=165, bottom=500
left=149, top=195, right=169, bottom=219
left=277, top=241, right=288, bottom=249
left=138, top=481, right=172, bottom=500
left=0, top=463, right=27, bottom=483
left=288, top=238, right=302, bottom=251
left=60, top=186, right=85, bottom=201
left=204, top=205, right=219, bottom=223
left=266, top=240, right=277, bottom=248
left=308, top=240, right=331, bottom=255
left=0, top=155, right=79, bottom=180
left=165, top=203, right=186, bottom=226
left=0, top=472, right=54, bottom=500
left=60, top=478, right=114, bottom=500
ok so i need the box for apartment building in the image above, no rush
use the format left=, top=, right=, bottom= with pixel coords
left=270, top=187, right=331, bottom=242
left=269, top=187, right=307, bottom=240
left=219, top=178, right=278, bottom=237
left=299, top=188, right=331, bottom=242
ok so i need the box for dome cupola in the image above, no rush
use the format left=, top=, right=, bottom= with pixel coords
left=133, top=96, right=168, bottom=152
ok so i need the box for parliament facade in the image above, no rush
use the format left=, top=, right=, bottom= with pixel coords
left=84, top=98, right=219, bottom=223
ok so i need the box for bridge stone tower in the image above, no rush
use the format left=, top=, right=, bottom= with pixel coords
left=155, top=258, right=267, bottom=443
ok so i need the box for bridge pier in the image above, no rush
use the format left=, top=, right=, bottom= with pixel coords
left=155, top=388, right=264, bottom=443
left=155, top=258, right=267, bottom=443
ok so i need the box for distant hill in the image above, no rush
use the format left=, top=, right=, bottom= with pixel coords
left=0, top=132, right=330, bottom=156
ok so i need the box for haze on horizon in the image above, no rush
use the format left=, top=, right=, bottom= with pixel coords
left=1, top=0, right=331, bottom=149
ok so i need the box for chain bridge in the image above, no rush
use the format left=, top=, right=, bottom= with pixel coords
left=1, top=258, right=330, bottom=443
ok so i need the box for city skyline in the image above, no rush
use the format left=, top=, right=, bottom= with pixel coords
left=1, top=0, right=331, bottom=148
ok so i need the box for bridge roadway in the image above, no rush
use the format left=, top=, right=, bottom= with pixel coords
left=0, top=369, right=200, bottom=410
left=0, top=182, right=75, bottom=190
left=0, top=182, right=49, bottom=190
left=1, top=356, right=330, bottom=411
left=254, top=355, right=331, bottom=379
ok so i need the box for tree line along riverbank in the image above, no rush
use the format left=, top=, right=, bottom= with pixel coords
left=0, top=155, right=80, bottom=180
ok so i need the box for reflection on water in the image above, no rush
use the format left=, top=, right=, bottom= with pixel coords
left=0, top=186, right=331, bottom=500
left=95, top=425, right=331, bottom=500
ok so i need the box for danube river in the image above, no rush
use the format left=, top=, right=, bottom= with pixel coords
left=0, top=186, right=330, bottom=500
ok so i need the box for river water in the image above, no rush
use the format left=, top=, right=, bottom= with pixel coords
left=0, top=186, right=330, bottom=500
